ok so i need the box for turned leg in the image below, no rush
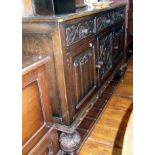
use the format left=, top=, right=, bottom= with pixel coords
left=59, top=131, right=81, bottom=155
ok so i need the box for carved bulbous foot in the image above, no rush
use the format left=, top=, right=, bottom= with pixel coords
left=59, top=131, right=81, bottom=155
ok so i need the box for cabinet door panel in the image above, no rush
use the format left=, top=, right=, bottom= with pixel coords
left=113, top=24, right=125, bottom=65
left=69, top=39, right=96, bottom=113
left=97, top=31, right=113, bottom=86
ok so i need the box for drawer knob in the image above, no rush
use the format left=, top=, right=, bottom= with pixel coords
left=106, top=19, right=111, bottom=24
left=89, top=43, right=93, bottom=47
left=96, top=64, right=101, bottom=69
left=73, top=61, right=79, bottom=67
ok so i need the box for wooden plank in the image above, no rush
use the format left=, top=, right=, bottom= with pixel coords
left=107, top=96, right=132, bottom=111
left=122, top=71, right=133, bottom=85
left=88, top=124, right=118, bottom=147
left=79, top=139, right=112, bottom=155
left=113, top=83, right=133, bottom=98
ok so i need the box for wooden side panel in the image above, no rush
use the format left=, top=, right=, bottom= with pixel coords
left=28, top=128, right=59, bottom=155
left=22, top=82, right=44, bottom=144
left=22, top=65, right=53, bottom=154
left=22, top=23, right=61, bottom=118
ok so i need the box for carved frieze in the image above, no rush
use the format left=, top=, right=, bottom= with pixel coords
left=65, top=18, right=95, bottom=46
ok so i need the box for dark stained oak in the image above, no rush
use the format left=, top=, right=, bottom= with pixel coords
left=23, top=3, right=126, bottom=126
left=22, top=2, right=128, bottom=154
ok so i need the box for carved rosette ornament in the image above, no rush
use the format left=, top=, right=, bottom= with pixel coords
left=59, top=131, right=81, bottom=155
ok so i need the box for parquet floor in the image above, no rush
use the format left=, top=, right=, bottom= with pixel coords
left=78, top=60, right=133, bottom=155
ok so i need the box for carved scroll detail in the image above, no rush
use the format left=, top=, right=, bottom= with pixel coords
left=65, top=19, right=95, bottom=46
left=73, top=49, right=93, bottom=67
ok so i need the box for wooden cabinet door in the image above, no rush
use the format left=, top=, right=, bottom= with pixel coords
left=113, top=23, right=125, bottom=65
left=97, top=30, right=113, bottom=87
left=67, top=38, right=97, bottom=117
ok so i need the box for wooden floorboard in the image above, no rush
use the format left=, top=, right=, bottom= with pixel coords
left=78, top=60, right=133, bottom=155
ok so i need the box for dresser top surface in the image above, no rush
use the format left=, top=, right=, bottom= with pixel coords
left=22, top=2, right=127, bottom=23
left=22, top=55, right=50, bottom=75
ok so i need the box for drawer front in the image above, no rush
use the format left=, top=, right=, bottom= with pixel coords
left=65, top=18, right=95, bottom=46
left=113, top=8, right=125, bottom=23
left=97, top=31, right=113, bottom=85
left=68, top=39, right=97, bottom=114
left=96, top=11, right=113, bottom=32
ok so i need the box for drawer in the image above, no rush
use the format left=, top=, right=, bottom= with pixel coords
left=96, top=11, right=113, bottom=32
left=65, top=18, right=95, bottom=46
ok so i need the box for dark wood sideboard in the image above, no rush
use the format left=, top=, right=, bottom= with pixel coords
left=22, top=2, right=127, bottom=126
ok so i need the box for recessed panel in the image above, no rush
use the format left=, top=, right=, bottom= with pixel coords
left=22, top=82, right=44, bottom=144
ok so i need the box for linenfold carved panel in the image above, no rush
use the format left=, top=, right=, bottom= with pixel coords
left=72, top=46, right=96, bottom=110
left=65, top=18, right=95, bottom=46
